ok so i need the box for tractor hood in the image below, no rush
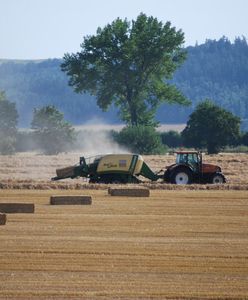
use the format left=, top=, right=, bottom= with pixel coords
left=201, top=163, right=221, bottom=173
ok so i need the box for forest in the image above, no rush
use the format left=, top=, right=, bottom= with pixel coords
left=0, top=37, right=247, bottom=129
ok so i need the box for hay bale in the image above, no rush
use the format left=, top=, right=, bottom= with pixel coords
left=0, top=213, right=6, bottom=225
left=0, top=203, right=34, bottom=213
left=109, top=188, right=150, bottom=197
left=50, top=195, right=92, bottom=205
left=56, top=166, right=75, bottom=179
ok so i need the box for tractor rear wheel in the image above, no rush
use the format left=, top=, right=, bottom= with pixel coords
left=211, top=173, right=225, bottom=184
left=171, top=168, right=192, bottom=185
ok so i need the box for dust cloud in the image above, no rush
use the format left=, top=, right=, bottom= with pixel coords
left=74, top=129, right=130, bottom=157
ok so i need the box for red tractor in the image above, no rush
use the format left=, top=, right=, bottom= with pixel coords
left=163, top=151, right=226, bottom=184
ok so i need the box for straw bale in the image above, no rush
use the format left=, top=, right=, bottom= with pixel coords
left=0, top=213, right=6, bottom=225
left=0, top=203, right=35, bottom=213
left=50, top=195, right=92, bottom=205
left=109, top=188, right=150, bottom=197
left=56, top=166, right=75, bottom=179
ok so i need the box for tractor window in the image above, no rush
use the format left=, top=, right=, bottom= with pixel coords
left=176, top=153, right=188, bottom=164
left=188, top=153, right=199, bottom=164
left=176, top=153, right=199, bottom=165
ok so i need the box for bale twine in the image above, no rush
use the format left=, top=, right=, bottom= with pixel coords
left=109, top=188, right=150, bottom=197
left=50, top=195, right=92, bottom=205
left=0, top=203, right=35, bottom=213
left=0, top=213, right=6, bottom=225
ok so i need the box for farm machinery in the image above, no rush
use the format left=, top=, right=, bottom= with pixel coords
left=52, top=151, right=226, bottom=185
left=52, top=151, right=226, bottom=184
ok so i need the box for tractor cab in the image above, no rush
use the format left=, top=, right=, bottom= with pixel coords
left=176, top=151, right=202, bottom=172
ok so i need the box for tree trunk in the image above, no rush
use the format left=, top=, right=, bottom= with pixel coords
left=126, top=87, right=138, bottom=126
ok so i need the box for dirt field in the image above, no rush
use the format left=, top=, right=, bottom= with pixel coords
left=0, top=152, right=247, bottom=189
left=0, top=189, right=248, bottom=299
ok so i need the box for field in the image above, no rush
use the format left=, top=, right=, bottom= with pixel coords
left=0, top=153, right=248, bottom=299
left=0, top=189, right=248, bottom=299
left=0, top=152, right=248, bottom=189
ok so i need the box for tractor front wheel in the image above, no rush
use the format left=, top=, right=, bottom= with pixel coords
left=211, top=173, right=225, bottom=184
left=171, top=168, right=192, bottom=185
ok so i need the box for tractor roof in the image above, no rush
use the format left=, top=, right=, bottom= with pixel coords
left=175, top=151, right=199, bottom=154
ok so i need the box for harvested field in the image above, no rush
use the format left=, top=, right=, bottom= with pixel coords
left=0, top=189, right=248, bottom=299
left=0, top=152, right=247, bottom=190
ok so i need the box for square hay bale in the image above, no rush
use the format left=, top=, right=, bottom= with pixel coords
left=0, top=203, right=35, bottom=213
left=0, top=213, right=6, bottom=225
left=109, top=188, right=150, bottom=197
left=50, top=195, right=92, bottom=205
left=56, top=166, right=75, bottom=179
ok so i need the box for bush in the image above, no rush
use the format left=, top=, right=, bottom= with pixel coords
left=160, top=130, right=182, bottom=148
left=31, top=105, right=77, bottom=155
left=113, top=126, right=166, bottom=154
left=182, top=100, right=241, bottom=154
left=0, top=92, right=18, bottom=155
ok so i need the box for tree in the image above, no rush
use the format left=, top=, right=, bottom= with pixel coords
left=113, top=125, right=166, bottom=154
left=0, top=91, right=18, bottom=154
left=31, top=105, right=76, bottom=154
left=182, top=100, right=241, bottom=154
left=160, top=130, right=182, bottom=148
left=61, top=13, right=189, bottom=126
left=241, top=132, right=248, bottom=146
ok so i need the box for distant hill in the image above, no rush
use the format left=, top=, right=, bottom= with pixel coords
left=0, top=37, right=248, bottom=129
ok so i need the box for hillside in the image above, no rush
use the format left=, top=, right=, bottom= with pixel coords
left=0, top=37, right=248, bottom=128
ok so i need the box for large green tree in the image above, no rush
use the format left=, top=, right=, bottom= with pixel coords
left=31, top=105, right=76, bottom=155
left=0, top=91, right=18, bottom=154
left=182, top=100, right=241, bottom=154
left=62, top=13, right=189, bottom=126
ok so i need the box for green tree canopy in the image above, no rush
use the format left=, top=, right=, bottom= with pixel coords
left=62, top=13, right=189, bottom=126
left=0, top=91, right=18, bottom=154
left=31, top=105, right=76, bottom=155
left=113, top=125, right=166, bottom=154
left=182, top=100, right=241, bottom=154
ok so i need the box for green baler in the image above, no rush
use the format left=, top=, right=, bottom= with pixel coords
left=52, top=154, right=163, bottom=183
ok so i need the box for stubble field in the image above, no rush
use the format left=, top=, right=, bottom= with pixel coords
left=0, top=152, right=248, bottom=189
left=0, top=152, right=248, bottom=299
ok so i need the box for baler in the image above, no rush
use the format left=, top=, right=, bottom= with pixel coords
left=52, top=154, right=163, bottom=183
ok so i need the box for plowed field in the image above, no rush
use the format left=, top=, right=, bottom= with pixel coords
left=1, top=189, right=248, bottom=299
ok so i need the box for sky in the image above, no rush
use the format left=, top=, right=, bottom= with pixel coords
left=0, top=0, right=247, bottom=60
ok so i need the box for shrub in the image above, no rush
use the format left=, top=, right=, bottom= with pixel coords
left=160, top=130, right=182, bottom=148
left=113, top=126, right=166, bottom=154
left=31, top=105, right=76, bottom=155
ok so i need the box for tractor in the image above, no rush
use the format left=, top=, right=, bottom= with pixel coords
left=163, top=151, right=226, bottom=184
left=52, top=152, right=226, bottom=185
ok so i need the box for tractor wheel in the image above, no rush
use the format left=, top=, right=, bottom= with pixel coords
left=171, top=168, right=192, bottom=185
left=211, top=173, right=225, bottom=184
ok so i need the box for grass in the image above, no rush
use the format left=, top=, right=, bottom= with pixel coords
left=0, top=189, right=248, bottom=299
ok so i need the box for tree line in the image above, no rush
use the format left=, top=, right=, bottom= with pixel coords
left=1, top=13, right=248, bottom=155
left=0, top=34, right=247, bottom=128
left=1, top=91, right=248, bottom=155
